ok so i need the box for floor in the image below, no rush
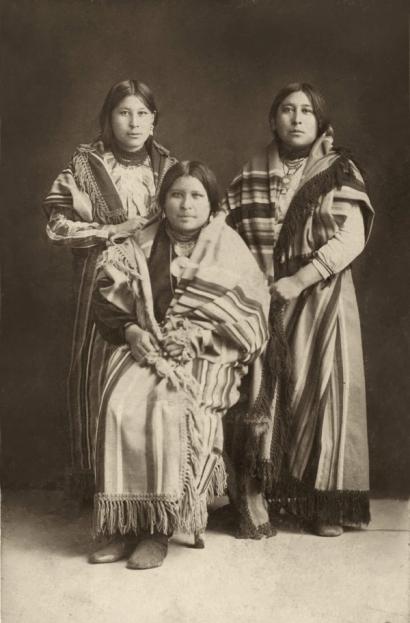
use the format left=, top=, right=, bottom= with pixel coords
left=1, top=491, right=409, bottom=623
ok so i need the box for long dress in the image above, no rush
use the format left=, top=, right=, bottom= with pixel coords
left=223, top=130, right=374, bottom=534
left=43, top=139, right=176, bottom=498
left=91, top=213, right=270, bottom=537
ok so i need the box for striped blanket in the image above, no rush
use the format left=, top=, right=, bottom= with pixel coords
left=93, top=213, right=270, bottom=537
left=43, top=140, right=176, bottom=498
left=224, top=132, right=375, bottom=528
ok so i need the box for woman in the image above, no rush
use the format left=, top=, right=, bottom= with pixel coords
left=224, top=83, right=374, bottom=537
left=43, top=80, right=176, bottom=498
left=89, top=161, right=270, bottom=569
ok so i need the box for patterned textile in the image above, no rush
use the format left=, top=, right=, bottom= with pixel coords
left=44, top=140, right=176, bottom=497
left=224, top=131, right=375, bottom=531
left=93, top=213, right=270, bottom=536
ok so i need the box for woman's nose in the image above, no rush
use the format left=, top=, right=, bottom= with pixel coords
left=292, top=110, right=302, bottom=125
left=129, top=115, right=138, bottom=127
left=181, top=196, right=193, bottom=209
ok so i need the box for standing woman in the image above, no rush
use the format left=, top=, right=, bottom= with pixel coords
left=224, top=83, right=374, bottom=537
left=44, top=80, right=176, bottom=498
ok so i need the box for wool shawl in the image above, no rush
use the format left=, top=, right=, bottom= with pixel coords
left=224, top=132, right=375, bottom=529
left=93, top=213, right=270, bottom=537
left=43, top=138, right=176, bottom=500
left=224, top=131, right=374, bottom=279
left=44, top=138, right=176, bottom=230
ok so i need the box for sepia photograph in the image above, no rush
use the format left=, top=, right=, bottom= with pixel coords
left=1, top=1, right=409, bottom=622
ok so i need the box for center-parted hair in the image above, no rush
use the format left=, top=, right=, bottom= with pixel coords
left=99, top=79, right=158, bottom=149
left=158, top=161, right=221, bottom=214
left=269, top=82, right=330, bottom=137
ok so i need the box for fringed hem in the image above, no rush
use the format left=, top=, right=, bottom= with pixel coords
left=235, top=518, right=277, bottom=540
left=93, top=494, right=180, bottom=538
left=206, top=455, right=228, bottom=504
left=93, top=457, right=228, bottom=538
left=269, top=481, right=371, bottom=525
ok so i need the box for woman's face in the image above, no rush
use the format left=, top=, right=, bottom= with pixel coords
left=164, top=175, right=211, bottom=234
left=273, top=90, right=318, bottom=150
left=111, top=95, right=154, bottom=152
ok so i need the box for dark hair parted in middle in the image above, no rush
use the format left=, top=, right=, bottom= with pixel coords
left=269, top=82, right=331, bottom=137
left=99, top=79, right=158, bottom=149
left=158, top=161, right=221, bottom=214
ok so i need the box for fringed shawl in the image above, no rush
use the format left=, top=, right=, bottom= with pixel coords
left=224, top=131, right=374, bottom=280
left=66, top=139, right=176, bottom=225
left=224, top=132, right=375, bottom=529
left=98, top=212, right=270, bottom=359
left=93, top=213, right=270, bottom=536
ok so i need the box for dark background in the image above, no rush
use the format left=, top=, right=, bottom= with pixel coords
left=1, top=0, right=409, bottom=495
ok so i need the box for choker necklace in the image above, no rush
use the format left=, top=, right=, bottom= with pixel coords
left=165, top=221, right=201, bottom=257
left=111, top=143, right=148, bottom=167
left=278, top=142, right=311, bottom=161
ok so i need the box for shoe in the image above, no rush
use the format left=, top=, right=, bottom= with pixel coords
left=127, top=533, right=168, bottom=570
left=89, top=538, right=133, bottom=564
left=314, top=522, right=344, bottom=537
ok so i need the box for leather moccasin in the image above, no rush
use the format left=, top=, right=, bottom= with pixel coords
left=126, top=534, right=168, bottom=570
left=314, top=522, right=344, bottom=537
left=89, top=538, right=133, bottom=564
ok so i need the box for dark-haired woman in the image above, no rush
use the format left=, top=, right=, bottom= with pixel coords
left=44, top=80, right=176, bottom=498
left=224, top=83, right=374, bottom=537
left=89, top=161, right=270, bottom=568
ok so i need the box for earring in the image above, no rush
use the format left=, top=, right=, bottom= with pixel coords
left=149, top=125, right=154, bottom=136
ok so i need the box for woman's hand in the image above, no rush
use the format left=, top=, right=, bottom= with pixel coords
left=269, top=276, right=304, bottom=305
left=107, top=217, right=147, bottom=238
left=162, top=336, right=185, bottom=358
left=125, top=324, right=160, bottom=362
left=269, top=263, right=323, bottom=305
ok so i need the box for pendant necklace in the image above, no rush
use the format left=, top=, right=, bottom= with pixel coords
left=280, top=157, right=306, bottom=194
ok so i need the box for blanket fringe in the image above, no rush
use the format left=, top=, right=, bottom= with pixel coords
left=93, top=453, right=227, bottom=538
left=274, top=154, right=355, bottom=270
left=93, top=494, right=180, bottom=537
left=206, top=454, right=228, bottom=504
left=269, top=478, right=371, bottom=525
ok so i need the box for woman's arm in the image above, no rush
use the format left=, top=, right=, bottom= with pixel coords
left=93, top=266, right=160, bottom=358
left=44, top=167, right=143, bottom=248
left=271, top=202, right=365, bottom=304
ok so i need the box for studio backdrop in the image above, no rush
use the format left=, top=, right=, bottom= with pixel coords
left=1, top=0, right=409, bottom=496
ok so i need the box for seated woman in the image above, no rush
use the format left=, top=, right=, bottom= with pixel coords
left=224, top=83, right=374, bottom=538
left=90, top=161, right=270, bottom=569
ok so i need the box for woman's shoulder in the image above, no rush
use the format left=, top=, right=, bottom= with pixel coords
left=69, top=141, right=102, bottom=163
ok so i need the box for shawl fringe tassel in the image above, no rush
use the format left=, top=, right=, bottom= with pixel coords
left=92, top=452, right=228, bottom=538
left=274, top=154, right=355, bottom=269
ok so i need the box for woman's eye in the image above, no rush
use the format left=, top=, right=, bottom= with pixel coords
left=119, top=110, right=128, bottom=116
left=138, top=111, right=148, bottom=116
left=302, top=108, right=313, bottom=114
left=192, top=193, right=204, bottom=199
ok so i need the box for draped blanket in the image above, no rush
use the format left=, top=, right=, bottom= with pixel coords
left=43, top=141, right=176, bottom=499
left=224, top=132, right=375, bottom=528
left=93, top=213, right=270, bottom=536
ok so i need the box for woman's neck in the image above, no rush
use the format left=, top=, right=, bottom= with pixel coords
left=111, top=141, right=148, bottom=166
left=277, top=140, right=312, bottom=161
left=165, top=220, right=203, bottom=243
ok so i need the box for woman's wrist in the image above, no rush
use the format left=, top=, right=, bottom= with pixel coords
left=124, top=323, right=140, bottom=341
left=293, top=262, right=323, bottom=290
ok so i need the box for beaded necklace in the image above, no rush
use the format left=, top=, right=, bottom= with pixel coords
left=111, top=143, right=149, bottom=167
left=279, top=157, right=306, bottom=195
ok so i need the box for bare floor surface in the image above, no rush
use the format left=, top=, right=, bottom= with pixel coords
left=1, top=491, right=409, bottom=623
